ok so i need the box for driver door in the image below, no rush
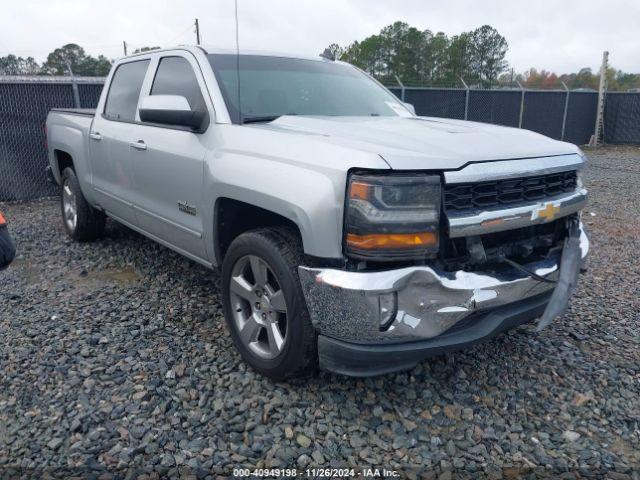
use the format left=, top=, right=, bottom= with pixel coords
left=129, top=53, right=211, bottom=261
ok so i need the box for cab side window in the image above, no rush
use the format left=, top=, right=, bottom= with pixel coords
left=151, top=57, right=206, bottom=113
left=104, top=60, right=150, bottom=121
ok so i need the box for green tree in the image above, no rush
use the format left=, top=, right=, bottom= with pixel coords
left=446, top=33, right=473, bottom=83
left=42, top=43, right=86, bottom=75
left=324, top=43, right=344, bottom=60
left=0, top=54, right=41, bottom=75
left=75, top=55, right=112, bottom=76
left=428, top=32, right=450, bottom=83
left=468, top=25, right=508, bottom=85
left=41, top=43, right=111, bottom=76
left=330, top=22, right=509, bottom=87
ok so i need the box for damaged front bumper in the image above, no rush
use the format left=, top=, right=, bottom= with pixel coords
left=298, top=222, right=589, bottom=376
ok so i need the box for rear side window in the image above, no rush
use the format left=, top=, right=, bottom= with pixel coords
left=151, top=56, right=206, bottom=112
left=104, top=60, right=150, bottom=121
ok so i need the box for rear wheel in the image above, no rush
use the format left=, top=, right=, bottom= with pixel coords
left=221, top=228, right=317, bottom=380
left=60, top=167, right=105, bottom=242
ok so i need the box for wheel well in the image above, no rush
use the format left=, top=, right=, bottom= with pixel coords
left=54, top=150, right=74, bottom=177
left=215, top=198, right=302, bottom=263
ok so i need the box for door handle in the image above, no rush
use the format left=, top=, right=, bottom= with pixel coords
left=130, top=140, right=147, bottom=151
left=89, top=132, right=102, bottom=141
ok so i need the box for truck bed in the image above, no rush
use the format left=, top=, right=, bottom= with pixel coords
left=50, top=108, right=96, bottom=117
left=47, top=108, right=95, bottom=186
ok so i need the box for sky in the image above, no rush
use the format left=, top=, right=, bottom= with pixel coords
left=0, top=0, right=637, bottom=74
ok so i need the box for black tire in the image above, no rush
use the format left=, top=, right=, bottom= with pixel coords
left=221, top=227, right=317, bottom=380
left=60, top=167, right=105, bottom=242
left=0, top=225, right=16, bottom=270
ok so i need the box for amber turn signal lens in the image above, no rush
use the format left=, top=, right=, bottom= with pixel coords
left=349, top=181, right=371, bottom=200
left=346, top=232, right=437, bottom=250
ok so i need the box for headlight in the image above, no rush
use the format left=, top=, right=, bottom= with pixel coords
left=344, top=173, right=441, bottom=260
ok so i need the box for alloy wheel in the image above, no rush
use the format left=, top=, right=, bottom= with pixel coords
left=228, top=254, right=289, bottom=359
left=62, top=179, right=78, bottom=232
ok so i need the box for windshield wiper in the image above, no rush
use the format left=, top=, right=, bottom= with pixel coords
left=241, top=115, right=282, bottom=124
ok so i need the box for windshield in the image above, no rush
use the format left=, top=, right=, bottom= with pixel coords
left=207, top=54, right=412, bottom=123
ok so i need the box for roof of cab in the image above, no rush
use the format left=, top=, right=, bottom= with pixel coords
left=121, top=45, right=333, bottom=63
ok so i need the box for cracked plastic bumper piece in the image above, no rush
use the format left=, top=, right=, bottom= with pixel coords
left=298, top=222, right=589, bottom=375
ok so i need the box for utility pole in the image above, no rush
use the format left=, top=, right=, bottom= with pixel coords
left=590, top=51, right=609, bottom=146
left=123, top=41, right=128, bottom=56
left=195, top=18, right=201, bottom=45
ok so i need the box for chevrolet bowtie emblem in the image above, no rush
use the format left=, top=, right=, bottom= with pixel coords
left=537, top=203, right=560, bottom=221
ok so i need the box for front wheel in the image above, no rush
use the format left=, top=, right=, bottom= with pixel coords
left=221, top=228, right=317, bottom=380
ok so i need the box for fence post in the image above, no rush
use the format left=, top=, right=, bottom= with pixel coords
left=517, top=81, right=525, bottom=128
left=66, top=62, right=81, bottom=109
left=590, top=51, right=609, bottom=146
left=561, top=81, right=570, bottom=141
left=394, top=75, right=405, bottom=102
left=460, top=76, right=469, bottom=120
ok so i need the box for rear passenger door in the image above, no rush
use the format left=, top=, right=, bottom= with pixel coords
left=129, top=53, right=210, bottom=261
left=90, top=59, right=150, bottom=224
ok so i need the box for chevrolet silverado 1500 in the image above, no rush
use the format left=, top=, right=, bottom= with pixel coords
left=46, top=46, right=588, bottom=379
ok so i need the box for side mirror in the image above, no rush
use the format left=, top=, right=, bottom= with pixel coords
left=139, top=95, right=207, bottom=131
left=403, top=102, right=416, bottom=115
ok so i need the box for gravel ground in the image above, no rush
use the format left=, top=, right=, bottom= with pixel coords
left=1, top=146, right=639, bottom=479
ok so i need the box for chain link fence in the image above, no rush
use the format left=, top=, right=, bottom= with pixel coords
left=1, top=77, right=639, bottom=201
left=604, top=92, right=640, bottom=144
left=0, top=77, right=104, bottom=201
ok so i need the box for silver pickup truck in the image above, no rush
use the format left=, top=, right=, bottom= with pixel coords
left=46, top=46, right=589, bottom=379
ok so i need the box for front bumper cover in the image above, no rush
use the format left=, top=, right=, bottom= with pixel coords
left=298, top=222, right=589, bottom=373
left=317, top=291, right=552, bottom=376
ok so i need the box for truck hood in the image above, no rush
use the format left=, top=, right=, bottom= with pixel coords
left=260, top=115, right=580, bottom=170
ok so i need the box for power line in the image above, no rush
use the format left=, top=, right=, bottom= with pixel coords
left=166, top=22, right=197, bottom=46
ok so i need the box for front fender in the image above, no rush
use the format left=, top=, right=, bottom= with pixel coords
left=208, top=160, right=344, bottom=260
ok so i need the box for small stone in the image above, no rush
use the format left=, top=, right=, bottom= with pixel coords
left=175, top=388, right=189, bottom=401
left=563, top=430, right=581, bottom=442
left=47, top=438, right=63, bottom=450
left=311, top=450, right=325, bottom=464
left=202, top=447, right=214, bottom=456
left=296, top=434, right=312, bottom=448
left=446, top=440, right=456, bottom=456
left=349, top=435, right=366, bottom=448
left=443, top=404, right=461, bottom=420
left=174, top=363, right=186, bottom=377
left=438, top=471, right=452, bottom=480
left=284, top=426, right=294, bottom=439
left=70, top=418, right=82, bottom=432
left=420, top=409, right=432, bottom=420
left=133, top=390, right=147, bottom=401
left=571, top=393, right=591, bottom=407
left=160, top=453, right=175, bottom=467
